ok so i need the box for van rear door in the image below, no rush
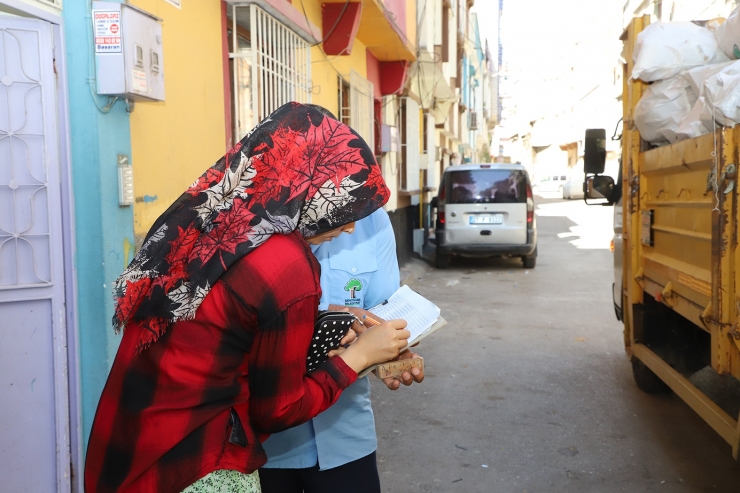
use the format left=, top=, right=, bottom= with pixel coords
left=443, top=169, right=528, bottom=245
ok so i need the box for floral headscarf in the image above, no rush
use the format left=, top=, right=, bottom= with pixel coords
left=112, top=102, right=390, bottom=350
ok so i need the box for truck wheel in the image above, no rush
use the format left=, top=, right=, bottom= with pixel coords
left=435, top=249, right=451, bottom=269
left=631, top=357, right=669, bottom=394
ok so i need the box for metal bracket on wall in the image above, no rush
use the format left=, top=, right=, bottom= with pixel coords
left=722, top=163, right=736, bottom=195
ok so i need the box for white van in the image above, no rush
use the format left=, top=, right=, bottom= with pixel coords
left=432, top=163, right=538, bottom=268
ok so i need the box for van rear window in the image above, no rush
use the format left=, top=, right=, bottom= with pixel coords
left=445, top=170, right=527, bottom=204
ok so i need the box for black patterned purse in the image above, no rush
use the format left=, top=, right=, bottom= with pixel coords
left=306, top=311, right=355, bottom=372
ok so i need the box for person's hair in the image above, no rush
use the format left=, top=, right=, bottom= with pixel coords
left=305, top=104, right=338, bottom=120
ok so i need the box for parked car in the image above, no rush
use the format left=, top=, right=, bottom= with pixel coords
left=563, top=176, right=585, bottom=199
left=431, top=163, right=537, bottom=269
left=532, top=174, right=567, bottom=197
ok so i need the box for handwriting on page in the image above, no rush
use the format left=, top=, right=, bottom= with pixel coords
left=372, top=302, right=432, bottom=340
left=369, top=286, right=440, bottom=344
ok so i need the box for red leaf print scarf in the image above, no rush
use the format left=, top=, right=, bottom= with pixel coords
left=112, top=102, right=390, bottom=350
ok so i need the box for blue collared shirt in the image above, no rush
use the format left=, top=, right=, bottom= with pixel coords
left=261, top=208, right=400, bottom=470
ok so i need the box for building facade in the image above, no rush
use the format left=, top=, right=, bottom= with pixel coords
left=494, top=0, right=623, bottom=181
left=0, top=0, right=489, bottom=491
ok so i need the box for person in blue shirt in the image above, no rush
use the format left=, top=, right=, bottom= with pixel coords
left=258, top=207, right=423, bottom=493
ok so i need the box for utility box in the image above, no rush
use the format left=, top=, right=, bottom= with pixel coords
left=93, top=2, right=165, bottom=102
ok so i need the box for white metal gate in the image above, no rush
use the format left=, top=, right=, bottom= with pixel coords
left=0, top=17, right=71, bottom=492
left=350, top=69, right=374, bottom=152
left=230, top=4, right=312, bottom=140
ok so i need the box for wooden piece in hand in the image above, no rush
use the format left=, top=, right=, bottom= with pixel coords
left=375, top=357, right=424, bottom=379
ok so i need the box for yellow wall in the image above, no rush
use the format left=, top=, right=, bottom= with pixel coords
left=129, top=0, right=226, bottom=240
left=311, top=39, right=369, bottom=115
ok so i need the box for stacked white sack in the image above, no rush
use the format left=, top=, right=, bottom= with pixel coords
left=676, top=98, right=712, bottom=141
left=715, top=6, right=740, bottom=58
left=632, top=22, right=729, bottom=82
left=704, top=70, right=740, bottom=126
left=675, top=62, right=734, bottom=140
left=634, top=75, right=697, bottom=145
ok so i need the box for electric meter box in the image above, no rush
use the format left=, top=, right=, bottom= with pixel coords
left=92, top=2, right=165, bottom=102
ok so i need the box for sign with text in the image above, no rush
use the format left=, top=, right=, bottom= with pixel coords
left=93, top=10, right=122, bottom=54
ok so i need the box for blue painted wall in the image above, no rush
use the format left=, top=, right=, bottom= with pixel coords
left=63, top=0, right=133, bottom=452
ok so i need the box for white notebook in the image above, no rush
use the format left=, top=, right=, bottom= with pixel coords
left=369, top=285, right=442, bottom=346
left=357, top=285, right=446, bottom=378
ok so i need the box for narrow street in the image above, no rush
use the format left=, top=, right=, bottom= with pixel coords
left=373, top=197, right=740, bottom=493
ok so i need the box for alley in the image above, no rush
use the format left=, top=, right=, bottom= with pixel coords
left=373, top=197, right=740, bottom=493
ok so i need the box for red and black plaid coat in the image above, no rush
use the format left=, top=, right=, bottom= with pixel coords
left=84, top=232, right=357, bottom=493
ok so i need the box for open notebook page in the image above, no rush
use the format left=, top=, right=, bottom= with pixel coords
left=369, top=285, right=441, bottom=344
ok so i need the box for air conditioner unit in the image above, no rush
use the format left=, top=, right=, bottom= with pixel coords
left=469, top=111, right=478, bottom=130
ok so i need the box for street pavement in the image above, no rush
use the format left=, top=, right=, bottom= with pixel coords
left=372, top=196, right=740, bottom=493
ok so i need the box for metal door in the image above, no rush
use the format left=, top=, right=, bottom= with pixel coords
left=0, top=17, right=71, bottom=492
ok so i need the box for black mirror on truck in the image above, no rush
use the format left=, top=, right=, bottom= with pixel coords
left=584, top=128, right=607, bottom=175
left=585, top=175, right=615, bottom=203
left=430, top=196, right=438, bottom=209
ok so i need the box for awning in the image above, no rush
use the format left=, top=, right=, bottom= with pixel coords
left=322, top=0, right=416, bottom=61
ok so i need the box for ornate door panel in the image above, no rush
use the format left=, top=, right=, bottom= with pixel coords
left=0, top=17, right=71, bottom=492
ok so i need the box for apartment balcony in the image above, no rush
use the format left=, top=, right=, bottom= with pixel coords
left=321, top=0, right=416, bottom=61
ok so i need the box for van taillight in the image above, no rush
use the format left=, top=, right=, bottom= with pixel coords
left=439, top=212, right=445, bottom=224
left=439, top=185, right=446, bottom=201
left=526, top=185, right=534, bottom=223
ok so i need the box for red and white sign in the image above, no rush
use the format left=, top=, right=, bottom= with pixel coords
left=93, top=10, right=122, bottom=54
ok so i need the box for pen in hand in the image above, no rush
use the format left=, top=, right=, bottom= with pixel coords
left=362, top=314, right=381, bottom=326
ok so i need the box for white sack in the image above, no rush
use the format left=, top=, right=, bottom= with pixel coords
left=698, top=97, right=717, bottom=131
left=634, top=75, right=697, bottom=145
left=676, top=98, right=711, bottom=141
left=685, top=61, right=734, bottom=97
left=632, top=22, right=730, bottom=82
left=704, top=71, right=740, bottom=126
left=715, top=6, right=740, bottom=58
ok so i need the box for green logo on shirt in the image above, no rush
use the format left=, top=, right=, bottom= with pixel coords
left=344, top=278, right=363, bottom=298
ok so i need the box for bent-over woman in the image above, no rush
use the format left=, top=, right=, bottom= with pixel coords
left=84, top=102, right=409, bottom=493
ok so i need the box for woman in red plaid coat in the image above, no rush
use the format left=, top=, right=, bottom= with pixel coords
left=85, top=103, right=409, bottom=493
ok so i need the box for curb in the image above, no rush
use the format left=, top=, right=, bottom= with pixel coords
left=400, top=257, right=431, bottom=286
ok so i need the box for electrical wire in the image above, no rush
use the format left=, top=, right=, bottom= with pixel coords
left=299, top=0, right=352, bottom=48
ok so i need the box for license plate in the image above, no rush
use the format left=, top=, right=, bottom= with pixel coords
left=469, top=214, right=503, bottom=225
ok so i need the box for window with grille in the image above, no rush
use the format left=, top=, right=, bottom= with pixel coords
left=36, top=0, right=62, bottom=8
left=338, top=76, right=351, bottom=125
left=229, top=5, right=312, bottom=141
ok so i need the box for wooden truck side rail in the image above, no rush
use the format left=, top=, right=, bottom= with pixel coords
left=621, top=16, right=740, bottom=458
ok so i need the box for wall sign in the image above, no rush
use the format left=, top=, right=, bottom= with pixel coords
left=93, top=10, right=122, bottom=54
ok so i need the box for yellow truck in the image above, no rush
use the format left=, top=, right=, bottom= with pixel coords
left=585, top=16, right=740, bottom=458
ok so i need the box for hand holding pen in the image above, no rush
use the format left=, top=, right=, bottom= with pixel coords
left=327, top=304, right=385, bottom=336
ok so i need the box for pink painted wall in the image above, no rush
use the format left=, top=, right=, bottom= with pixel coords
left=383, top=0, right=407, bottom=38
left=366, top=49, right=382, bottom=100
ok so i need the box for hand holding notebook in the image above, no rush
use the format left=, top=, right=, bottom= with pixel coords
left=357, top=286, right=446, bottom=377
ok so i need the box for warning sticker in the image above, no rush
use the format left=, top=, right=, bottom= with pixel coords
left=132, top=69, right=148, bottom=93
left=93, top=10, right=122, bottom=54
